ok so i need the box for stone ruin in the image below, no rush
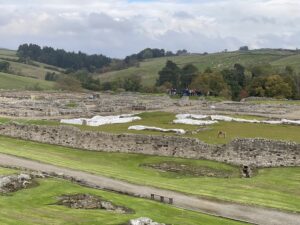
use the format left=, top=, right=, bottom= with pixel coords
left=1, top=90, right=299, bottom=120
left=0, top=123, right=298, bottom=168
left=0, top=91, right=176, bottom=118
left=0, top=173, right=33, bottom=194
left=128, top=217, right=165, bottom=225
left=56, top=193, right=134, bottom=213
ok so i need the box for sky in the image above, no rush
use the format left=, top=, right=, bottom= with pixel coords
left=0, top=0, right=299, bottom=58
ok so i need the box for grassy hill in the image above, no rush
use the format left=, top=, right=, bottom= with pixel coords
left=0, top=49, right=64, bottom=80
left=96, top=49, right=300, bottom=87
left=0, top=49, right=62, bottom=90
left=0, top=72, right=55, bottom=90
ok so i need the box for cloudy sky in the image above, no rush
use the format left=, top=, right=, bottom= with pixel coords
left=0, top=0, right=299, bottom=58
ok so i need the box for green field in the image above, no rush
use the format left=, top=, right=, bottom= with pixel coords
left=0, top=167, right=18, bottom=175
left=271, top=54, right=300, bottom=72
left=0, top=49, right=64, bottom=80
left=63, top=112, right=300, bottom=144
left=3, top=111, right=300, bottom=144
left=0, top=168, right=243, bottom=225
left=0, top=136, right=299, bottom=212
left=89, top=112, right=300, bottom=144
left=0, top=72, right=55, bottom=90
left=97, top=49, right=300, bottom=86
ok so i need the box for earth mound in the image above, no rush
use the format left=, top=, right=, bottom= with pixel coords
left=141, top=162, right=240, bottom=178
left=57, top=193, right=134, bottom=213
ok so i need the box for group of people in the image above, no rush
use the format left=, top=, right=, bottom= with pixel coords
left=168, top=88, right=203, bottom=97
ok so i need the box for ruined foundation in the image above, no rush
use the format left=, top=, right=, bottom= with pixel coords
left=0, top=123, right=298, bottom=167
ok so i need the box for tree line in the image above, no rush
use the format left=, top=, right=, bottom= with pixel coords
left=156, top=60, right=300, bottom=100
left=17, top=43, right=190, bottom=73
left=17, top=44, right=111, bottom=72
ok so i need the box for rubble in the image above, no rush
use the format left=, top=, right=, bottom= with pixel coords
left=129, top=217, right=165, bottom=225
left=57, top=194, right=134, bottom=213
left=0, top=173, right=33, bottom=193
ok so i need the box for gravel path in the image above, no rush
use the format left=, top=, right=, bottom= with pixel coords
left=0, top=153, right=299, bottom=225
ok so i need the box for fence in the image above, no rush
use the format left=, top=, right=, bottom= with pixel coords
left=150, top=194, right=173, bottom=204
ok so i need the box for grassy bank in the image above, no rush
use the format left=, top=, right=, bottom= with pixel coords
left=0, top=72, right=55, bottom=90
left=0, top=174, right=244, bottom=225
left=0, top=136, right=299, bottom=212
left=0, top=167, right=18, bottom=176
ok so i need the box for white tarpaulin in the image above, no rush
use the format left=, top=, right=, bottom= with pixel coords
left=128, top=125, right=186, bottom=134
left=61, top=114, right=141, bottom=126
left=174, top=114, right=300, bottom=126
left=173, top=118, right=218, bottom=125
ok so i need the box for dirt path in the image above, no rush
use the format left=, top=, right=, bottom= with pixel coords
left=0, top=153, right=299, bottom=225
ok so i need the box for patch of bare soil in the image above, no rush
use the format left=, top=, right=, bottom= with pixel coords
left=141, top=162, right=239, bottom=178
left=57, top=194, right=134, bottom=214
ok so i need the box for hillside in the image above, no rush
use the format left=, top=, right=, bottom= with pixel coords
left=0, top=49, right=64, bottom=80
left=96, top=49, right=300, bottom=87
left=0, top=49, right=63, bottom=90
left=0, top=72, right=54, bottom=90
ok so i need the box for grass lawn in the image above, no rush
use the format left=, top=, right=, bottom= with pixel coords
left=2, top=111, right=300, bottom=144
left=65, top=111, right=300, bottom=144
left=0, top=136, right=299, bottom=213
left=0, top=72, right=55, bottom=90
left=0, top=176, right=244, bottom=225
left=0, top=167, right=19, bottom=176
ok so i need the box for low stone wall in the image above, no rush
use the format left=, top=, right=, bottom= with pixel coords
left=0, top=123, right=299, bottom=167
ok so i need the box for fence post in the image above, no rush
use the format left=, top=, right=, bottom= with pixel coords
left=169, top=198, right=173, bottom=204
left=160, top=196, right=164, bottom=202
left=151, top=194, right=154, bottom=200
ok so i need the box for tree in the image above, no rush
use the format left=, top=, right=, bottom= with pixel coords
left=250, top=64, right=273, bottom=77
left=17, top=43, right=111, bottom=72
left=190, top=72, right=230, bottom=97
left=221, top=64, right=247, bottom=100
left=123, top=75, right=142, bottom=92
left=156, top=60, right=181, bottom=88
left=0, top=61, right=10, bottom=72
left=180, top=64, right=198, bottom=88
left=265, top=75, right=292, bottom=98
left=55, top=76, right=82, bottom=91
left=45, top=72, right=58, bottom=81
left=239, top=46, right=249, bottom=51
left=248, top=76, right=267, bottom=97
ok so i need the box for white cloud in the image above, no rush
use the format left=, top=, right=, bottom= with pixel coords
left=0, top=0, right=299, bottom=57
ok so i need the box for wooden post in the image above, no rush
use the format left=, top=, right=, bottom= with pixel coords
left=160, top=196, right=164, bottom=202
left=169, top=198, right=173, bottom=204
left=151, top=194, right=154, bottom=200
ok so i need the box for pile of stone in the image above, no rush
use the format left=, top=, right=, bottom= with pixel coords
left=57, top=194, right=133, bottom=214
left=129, top=217, right=165, bottom=225
left=0, top=173, right=33, bottom=194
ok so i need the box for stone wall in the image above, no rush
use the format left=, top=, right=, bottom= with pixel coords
left=0, top=123, right=299, bottom=167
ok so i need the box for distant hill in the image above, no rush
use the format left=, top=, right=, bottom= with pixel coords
left=0, top=49, right=64, bottom=80
left=0, top=49, right=59, bottom=90
left=96, top=49, right=300, bottom=87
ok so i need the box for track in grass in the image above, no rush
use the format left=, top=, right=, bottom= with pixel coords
left=0, top=136, right=299, bottom=212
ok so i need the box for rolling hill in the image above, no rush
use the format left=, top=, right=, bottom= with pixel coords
left=0, top=48, right=299, bottom=90
left=0, top=72, right=55, bottom=90
left=0, top=48, right=64, bottom=80
left=96, top=49, right=300, bottom=87
left=0, top=48, right=63, bottom=90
